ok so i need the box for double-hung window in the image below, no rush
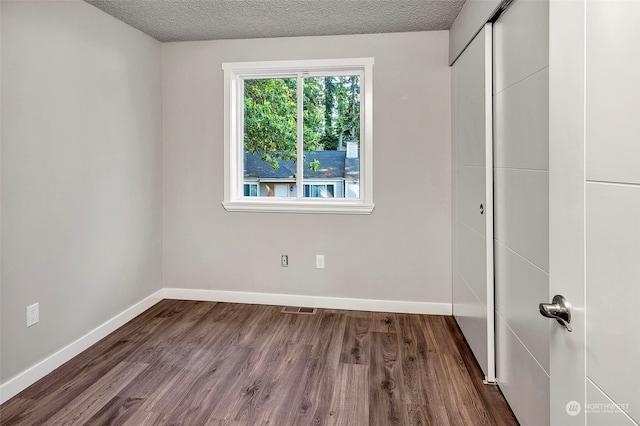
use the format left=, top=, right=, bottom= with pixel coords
left=222, top=58, right=374, bottom=214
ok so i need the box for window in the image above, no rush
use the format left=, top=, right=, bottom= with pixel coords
left=222, top=58, right=374, bottom=214
left=304, top=184, right=335, bottom=198
left=243, top=183, right=258, bottom=197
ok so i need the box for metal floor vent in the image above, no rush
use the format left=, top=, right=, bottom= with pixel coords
left=281, top=306, right=317, bottom=315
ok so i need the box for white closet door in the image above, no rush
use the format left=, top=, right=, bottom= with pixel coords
left=550, top=2, right=640, bottom=424
left=452, top=23, right=495, bottom=382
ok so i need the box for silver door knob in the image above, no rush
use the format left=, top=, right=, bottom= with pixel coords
left=539, top=295, right=572, bottom=332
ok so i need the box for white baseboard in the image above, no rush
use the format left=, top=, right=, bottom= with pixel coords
left=162, top=288, right=452, bottom=315
left=0, top=287, right=451, bottom=404
left=0, top=290, right=164, bottom=404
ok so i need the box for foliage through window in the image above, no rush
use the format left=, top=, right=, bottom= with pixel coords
left=223, top=58, right=374, bottom=214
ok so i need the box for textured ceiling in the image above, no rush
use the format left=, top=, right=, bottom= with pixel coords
left=84, top=0, right=465, bottom=42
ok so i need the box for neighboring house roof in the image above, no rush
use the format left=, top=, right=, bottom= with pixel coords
left=244, top=151, right=359, bottom=180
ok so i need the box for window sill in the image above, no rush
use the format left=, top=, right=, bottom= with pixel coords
left=222, top=200, right=375, bottom=215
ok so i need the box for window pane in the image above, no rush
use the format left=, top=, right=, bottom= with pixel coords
left=303, top=184, right=335, bottom=198
left=243, top=77, right=297, bottom=197
left=303, top=76, right=360, bottom=199
left=243, top=183, right=258, bottom=197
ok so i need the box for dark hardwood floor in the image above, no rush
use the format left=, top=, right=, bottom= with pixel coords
left=0, top=300, right=518, bottom=425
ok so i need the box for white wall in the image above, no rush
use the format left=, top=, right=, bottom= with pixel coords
left=162, top=32, right=452, bottom=307
left=493, top=1, right=550, bottom=424
left=1, top=0, right=163, bottom=383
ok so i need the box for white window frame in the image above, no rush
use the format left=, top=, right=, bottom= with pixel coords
left=222, top=58, right=374, bottom=214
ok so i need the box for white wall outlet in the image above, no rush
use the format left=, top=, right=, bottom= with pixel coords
left=281, top=254, right=288, bottom=267
left=316, top=255, right=325, bottom=269
left=26, top=303, right=39, bottom=327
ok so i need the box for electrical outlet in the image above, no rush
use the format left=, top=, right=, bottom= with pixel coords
left=316, top=255, right=325, bottom=269
left=281, top=255, right=288, bottom=267
left=26, top=303, right=39, bottom=327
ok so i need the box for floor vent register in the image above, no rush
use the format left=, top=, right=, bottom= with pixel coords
left=281, top=306, right=317, bottom=315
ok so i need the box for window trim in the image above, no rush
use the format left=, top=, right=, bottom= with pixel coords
left=222, top=58, right=375, bottom=215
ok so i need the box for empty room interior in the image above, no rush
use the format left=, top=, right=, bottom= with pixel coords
left=1, top=0, right=638, bottom=425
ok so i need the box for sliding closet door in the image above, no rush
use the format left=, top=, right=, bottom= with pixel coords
left=452, top=24, right=495, bottom=382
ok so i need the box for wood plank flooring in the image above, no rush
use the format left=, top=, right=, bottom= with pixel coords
left=0, top=300, right=518, bottom=425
